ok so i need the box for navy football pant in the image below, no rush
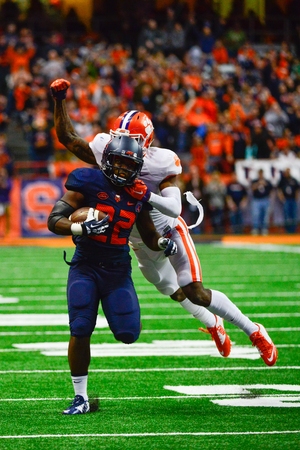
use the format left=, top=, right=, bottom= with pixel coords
left=67, top=262, right=141, bottom=344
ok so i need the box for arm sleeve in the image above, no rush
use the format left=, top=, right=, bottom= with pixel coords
left=148, top=186, right=182, bottom=218
left=89, top=133, right=110, bottom=167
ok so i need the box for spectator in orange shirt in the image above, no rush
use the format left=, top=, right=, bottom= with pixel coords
left=275, top=61, right=290, bottom=80
left=276, top=128, right=292, bottom=151
left=13, top=81, right=31, bottom=111
left=0, top=95, right=9, bottom=132
left=181, top=69, right=202, bottom=92
left=185, top=102, right=213, bottom=128
left=205, top=123, right=233, bottom=173
left=110, top=43, right=129, bottom=65
left=229, top=93, right=247, bottom=123
left=6, top=42, right=35, bottom=74
left=190, top=134, right=206, bottom=174
left=200, top=87, right=218, bottom=122
left=212, top=40, right=229, bottom=65
left=173, top=90, right=187, bottom=118
left=0, top=133, right=12, bottom=175
left=185, top=88, right=217, bottom=128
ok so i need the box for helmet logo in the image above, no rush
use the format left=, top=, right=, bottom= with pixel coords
left=145, top=124, right=153, bottom=135
left=143, top=116, right=151, bottom=126
left=174, top=155, right=181, bottom=167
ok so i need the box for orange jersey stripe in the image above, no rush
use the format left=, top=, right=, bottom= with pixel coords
left=176, top=217, right=202, bottom=282
left=185, top=225, right=202, bottom=282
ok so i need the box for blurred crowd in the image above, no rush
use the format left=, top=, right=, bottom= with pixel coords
left=0, top=0, right=300, bottom=235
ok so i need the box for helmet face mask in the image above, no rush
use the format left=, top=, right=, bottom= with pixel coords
left=102, top=136, right=144, bottom=187
left=110, top=110, right=154, bottom=149
left=109, top=155, right=139, bottom=186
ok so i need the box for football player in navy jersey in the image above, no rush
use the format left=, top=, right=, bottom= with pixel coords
left=47, top=136, right=177, bottom=415
left=50, top=79, right=278, bottom=372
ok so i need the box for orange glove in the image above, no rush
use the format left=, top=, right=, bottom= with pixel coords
left=50, top=79, right=70, bottom=100
left=125, top=179, right=151, bottom=202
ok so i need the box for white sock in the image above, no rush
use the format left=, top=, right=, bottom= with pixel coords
left=208, top=290, right=259, bottom=336
left=180, top=298, right=216, bottom=328
left=71, top=375, right=88, bottom=401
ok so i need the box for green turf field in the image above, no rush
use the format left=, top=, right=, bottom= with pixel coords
left=0, top=243, right=299, bottom=450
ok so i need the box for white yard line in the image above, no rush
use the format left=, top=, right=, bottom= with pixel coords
left=141, top=300, right=300, bottom=306
left=231, top=292, right=300, bottom=298
left=0, top=343, right=298, bottom=354
left=10, top=296, right=66, bottom=301
left=1, top=287, right=66, bottom=293
left=218, top=243, right=300, bottom=253
left=1, top=393, right=300, bottom=402
left=0, top=431, right=300, bottom=439
left=140, top=313, right=300, bottom=319
left=0, top=366, right=299, bottom=374
left=0, top=312, right=298, bottom=327
left=0, top=299, right=299, bottom=312
left=0, top=306, right=67, bottom=311
left=0, top=327, right=299, bottom=337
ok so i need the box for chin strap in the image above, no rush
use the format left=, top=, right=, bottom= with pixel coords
left=183, top=191, right=204, bottom=230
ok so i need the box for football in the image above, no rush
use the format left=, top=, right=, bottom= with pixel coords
left=69, top=207, right=106, bottom=223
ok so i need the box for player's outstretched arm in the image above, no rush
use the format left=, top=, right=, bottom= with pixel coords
left=125, top=175, right=182, bottom=218
left=50, top=79, right=97, bottom=165
left=136, top=209, right=177, bottom=257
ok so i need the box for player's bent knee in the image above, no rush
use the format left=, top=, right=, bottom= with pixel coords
left=70, top=316, right=94, bottom=337
left=115, top=331, right=139, bottom=344
left=160, top=285, right=179, bottom=296
left=170, top=288, right=186, bottom=302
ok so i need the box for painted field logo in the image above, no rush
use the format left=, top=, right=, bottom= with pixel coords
left=164, top=385, right=300, bottom=407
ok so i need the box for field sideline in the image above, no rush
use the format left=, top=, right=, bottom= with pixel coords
left=0, top=239, right=299, bottom=449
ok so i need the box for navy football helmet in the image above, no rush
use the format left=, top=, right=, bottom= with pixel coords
left=101, top=135, right=144, bottom=187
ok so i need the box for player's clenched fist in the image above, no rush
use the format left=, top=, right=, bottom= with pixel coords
left=125, top=179, right=151, bottom=202
left=50, top=79, right=70, bottom=100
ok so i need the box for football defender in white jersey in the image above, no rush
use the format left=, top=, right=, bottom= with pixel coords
left=50, top=78, right=278, bottom=366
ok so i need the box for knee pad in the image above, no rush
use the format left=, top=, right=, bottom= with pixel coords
left=70, top=316, right=94, bottom=338
left=115, top=331, right=138, bottom=344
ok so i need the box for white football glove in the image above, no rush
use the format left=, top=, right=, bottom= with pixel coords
left=71, top=208, right=109, bottom=236
left=81, top=208, right=109, bottom=236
